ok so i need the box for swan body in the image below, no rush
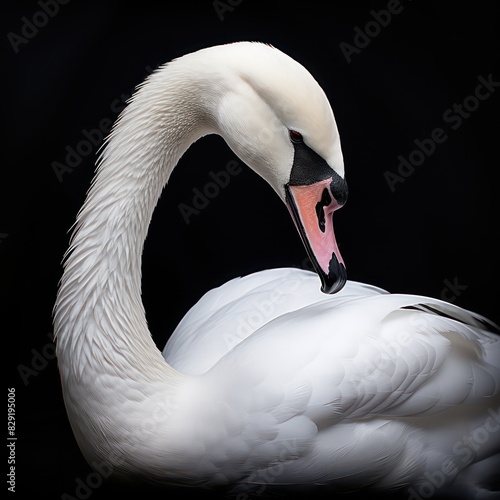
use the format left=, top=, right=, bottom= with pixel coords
left=54, top=42, right=500, bottom=497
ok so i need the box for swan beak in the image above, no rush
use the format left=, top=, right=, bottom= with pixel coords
left=286, top=178, right=347, bottom=294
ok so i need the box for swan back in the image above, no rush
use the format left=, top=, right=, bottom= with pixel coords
left=164, top=269, right=387, bottom=374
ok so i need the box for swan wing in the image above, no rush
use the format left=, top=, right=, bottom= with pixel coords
left=164, top=270, right=499, bottom=487
left=163, top=268, right=387, bottom=374
left=184, top=291, right=500, bottom=488
left=210, top=290, right=499, bottom=419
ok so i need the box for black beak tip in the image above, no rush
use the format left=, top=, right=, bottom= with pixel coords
left=319, top=254, right=347, bottom=294
left=320, top=271, right=347, bottom=294
left=320, top=274, right=347, bottom=294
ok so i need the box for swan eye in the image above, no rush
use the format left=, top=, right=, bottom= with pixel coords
left=289, top=130, right=303, bottom=144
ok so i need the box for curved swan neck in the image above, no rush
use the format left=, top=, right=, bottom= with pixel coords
left=54, top=55, right=219, bottom=377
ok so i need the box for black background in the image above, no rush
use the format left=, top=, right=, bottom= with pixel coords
left=3, top=1, right=499, bottom=498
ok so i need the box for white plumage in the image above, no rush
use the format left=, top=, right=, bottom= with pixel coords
left=54, top=42, right=499, bottom=498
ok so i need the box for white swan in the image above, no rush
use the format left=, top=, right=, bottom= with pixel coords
left=54, top=42, right=500, bottom=498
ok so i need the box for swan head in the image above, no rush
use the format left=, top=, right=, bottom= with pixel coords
left=210, top=42, right=347, bottom=293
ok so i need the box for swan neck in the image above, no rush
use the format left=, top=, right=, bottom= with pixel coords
left=54, top=62, right=215, bottom=378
